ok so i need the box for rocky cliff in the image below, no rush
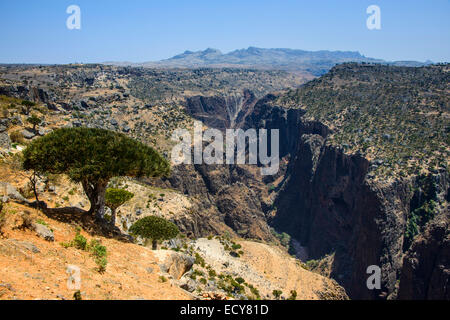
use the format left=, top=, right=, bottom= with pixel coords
left=257, top=101, right=449, bottom=300
left=180, top=89, right=449, bottom=300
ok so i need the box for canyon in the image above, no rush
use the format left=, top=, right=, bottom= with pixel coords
left=0, top=63, right=448, bottom=300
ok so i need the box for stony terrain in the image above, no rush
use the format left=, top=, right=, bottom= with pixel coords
left=0, top=62, right=448, bottom=301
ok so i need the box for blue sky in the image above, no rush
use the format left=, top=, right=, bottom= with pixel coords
left=0, top=0, right=448, bottom=64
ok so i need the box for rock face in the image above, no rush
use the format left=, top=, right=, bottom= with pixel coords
left=263, top=105, right=450, bottom=300
left=181, top=92, right=449, bottom=300
left=0, top=85, right=51, bottom=104
left=185, top=90, right=257, bottom=129
left=0, top=182, right=29, bottom=204
left=153, top=251, right=194, bottom=280
left=398, top=209, right=450, bottom=300
left=0, top=132, right=11, bottom=150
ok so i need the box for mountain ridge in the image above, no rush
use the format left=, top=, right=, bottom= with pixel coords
left=104, top=47, right=431, bottom=76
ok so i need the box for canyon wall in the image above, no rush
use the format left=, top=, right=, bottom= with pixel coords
left=178, top=92, right=449, bottom=300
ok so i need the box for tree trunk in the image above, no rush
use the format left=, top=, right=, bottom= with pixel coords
left=111, top=208, right=117, bottom=226
left=82, top=179, right=109, bottom=221
left=152, top=240, right=158, bottom=250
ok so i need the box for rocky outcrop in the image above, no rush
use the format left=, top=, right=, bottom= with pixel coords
left=32, top=223, right=55, bottom=242
left=0, top=132, right=11, bottom=150
left=0, top=85, right=50, bottom=104
left=398, top=207, right=449, bottom=300
left=268, top=109, right=449, bottom=300
left=185, top=90, right=257, bottom=129
left=164, top=163, right=274, bottom=241
left=153, top=250, right=194, bottom=280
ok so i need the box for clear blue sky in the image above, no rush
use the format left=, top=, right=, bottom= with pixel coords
left=0, top=0, right=448, bottom=64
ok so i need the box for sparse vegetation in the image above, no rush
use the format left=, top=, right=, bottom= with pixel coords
left=61, top=231, right=108, bottom=273
left=22, top=127, right=170, bottom=220
left=26, top=114, right=42, bottom=131
left=272, top=289, right=283, bottom=299
left=274, top=63, right=450, bottom=179
left=288, top=290, right=298, bottom=300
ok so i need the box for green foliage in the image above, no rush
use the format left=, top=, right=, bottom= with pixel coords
left=89, top=239, right=107, bottom=259
left=272, top=289, right=283, bottom=299
left=288, top=290, right=298, bottom=300
left=105, top=188, right=134, bottom=211
left=72, top=232, right=88, bottom=250
left=190, top=269, right=204, bottom=280
left=73, top=290, right=82, bottom=300
left=129, top=216, right=179, bottom=242
left=27, top=115, right=42, bottom=129
left=274, top=63, right=450, bottom=179
left=35, top=219, right=49, bottom=227
left=235, top=277, right=245, bottom=284
left=247, top=284, right=261, bottom=300
left=270, top=228, right=291, bottom=248
left=217, top=275, right=245, bottom=295
left=305, top=259, right=319, bottom=271
left=21, top=100, right=35, bottom=107
left=61, top=232, right=108, bottom=273
left=9, top=131, right=25, bottom=144
left=404, top=199, right=437, bottom=250
left=231, top=243, right=242, bottom=250
left=23, top=127, right=170, bottom=183
left=208, top=269, right=217, bottom=278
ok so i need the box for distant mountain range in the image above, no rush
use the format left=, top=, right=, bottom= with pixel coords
left=105, top=47, right=432, bottom=76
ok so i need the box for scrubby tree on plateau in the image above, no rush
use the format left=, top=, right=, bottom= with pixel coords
left=21, top=100, right=36, bottom=115
left=105, top=188, right=134, bottom=226
left=22, top=127, right=170, bottom=219
left=27, top=115, right=42, bottom=131
left=129, top=216, right=179, bottom=250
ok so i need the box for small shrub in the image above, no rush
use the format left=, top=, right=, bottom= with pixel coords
left=73, top=290, right=82, bottom=300
left=231, top=243, right=242, bottom=250
left=235, top=277, right=245, bottom=284
left=288, top=290, right=298, bottom=300
left=273, top=290, right=283, bottom=299
left=72, top=233, right=88, bottom=250
left=10, top=131, right=25, bottom=144
left=194, top=252, right=206, bottom=267
left=208, top=269, right=217, bottom=278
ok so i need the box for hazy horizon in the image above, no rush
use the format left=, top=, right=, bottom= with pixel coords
left=0, top=0, right=449, bottom=64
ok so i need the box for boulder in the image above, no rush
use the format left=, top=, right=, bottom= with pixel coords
left=0, top=119, right=10, bottom=132
left=0, top=182, right=29, bottom=204
left=72, top=120, right=82, bottom=128
left=32, top=223, right=54, bottom=242
left=22, top=129, right=35, bottom=139
left=0, top=132, right=11, bottom=150
left=179, top=277, right=197, bottom=292
left=154, top=250, right=195, bottom=280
